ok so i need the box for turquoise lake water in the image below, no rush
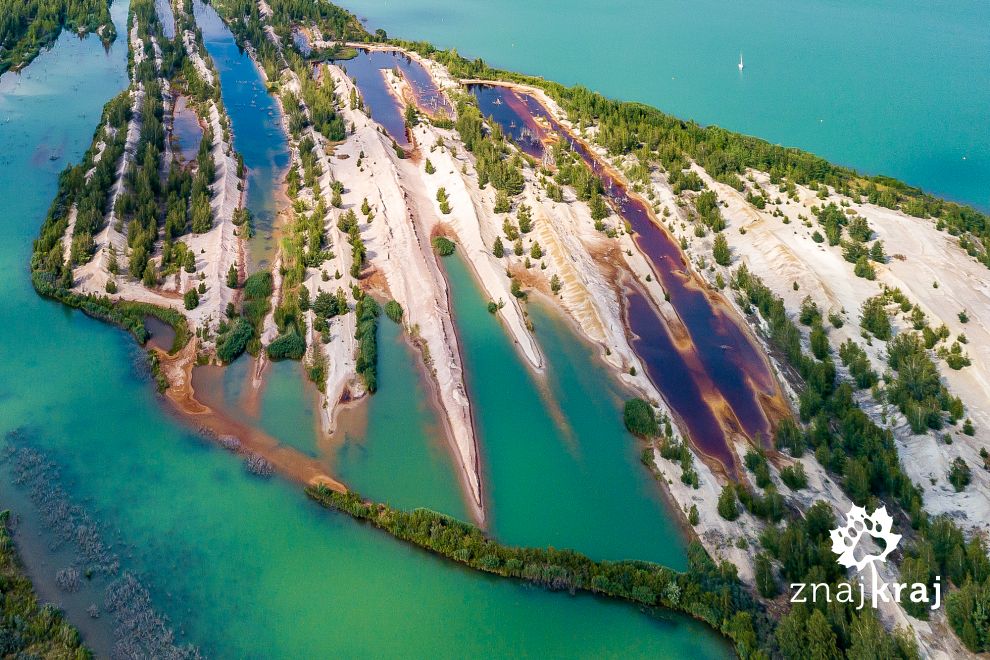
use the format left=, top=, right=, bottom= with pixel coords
left=340, top=0, right=990, bottom=211
left=0, top=1, right=731, bottom=656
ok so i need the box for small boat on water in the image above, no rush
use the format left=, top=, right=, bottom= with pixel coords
left=738, top=53, right=745, bottom=71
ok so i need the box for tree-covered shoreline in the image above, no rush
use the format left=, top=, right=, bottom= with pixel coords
left=307, top=485, right=770, bottom=658
left=0, top=0, right=116, bottom=75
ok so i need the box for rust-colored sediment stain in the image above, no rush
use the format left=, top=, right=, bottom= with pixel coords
left=468, top=81, right=792, bottom=477
left=156, top=340, right=347, bottom=491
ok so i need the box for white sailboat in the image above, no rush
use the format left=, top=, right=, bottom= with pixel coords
left=738, top=53, right=745, bottom=71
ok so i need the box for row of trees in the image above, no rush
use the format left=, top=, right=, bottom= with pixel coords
left=308, top=486, right=770, bottom=658
left=392, top=41, right=990, bottom=270
left=0, top=0, right=114, bottom=73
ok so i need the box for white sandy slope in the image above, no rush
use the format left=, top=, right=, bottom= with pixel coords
left=324, top=64, right=486, bottom=519
left=639, top=161, right=982, bottom=657
left=685, top=166, right=990, bottom=536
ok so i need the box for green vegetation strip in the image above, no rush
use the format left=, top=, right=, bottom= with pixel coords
left=0, top=0, right=115, bottom=74
left=33, top=272, right=190, bottom=353
left=306, top=485, right=769, bottom=658
left=0, top=511, right=91, bottom=659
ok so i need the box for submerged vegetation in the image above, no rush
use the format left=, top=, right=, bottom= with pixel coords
left=0, top=510, right=90, bottom=658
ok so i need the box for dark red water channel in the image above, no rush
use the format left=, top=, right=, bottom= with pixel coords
left=332, top=49, right=452, bottom=147
left=471, top=84, right=781, bottom=468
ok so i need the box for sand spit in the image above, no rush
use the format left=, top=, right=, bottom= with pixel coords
left=69, top=3, right=245, bottom=348
left=323, top=64, right=485, bottom=521
left=249, top=12, right=486, bottom=520
left=157, top=339, right=345, bottom=491
left=71, top=94, right=245, bottom=339
left=182, top=29, right=215, bottom=87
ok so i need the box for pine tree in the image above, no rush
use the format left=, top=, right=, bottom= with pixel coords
left=717, top=484, right=739, bottom=521
left=805, top=610, right=840, bottom=660
left=713, top=233, right=731, bottom=266
left=754, top=552, right=778, bottom=597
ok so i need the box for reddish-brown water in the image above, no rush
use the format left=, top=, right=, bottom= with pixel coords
left=333, top=49, right=452, bottom=147
left=471, top=84, right=782, bottom=468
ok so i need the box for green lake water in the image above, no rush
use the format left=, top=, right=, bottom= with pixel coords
left=0, top=1, right=731, bottom=657
left=332, top=318, right=469, bottom=518
left=341, top=0, right=990, bottom=211
left=442, top=254, right=688, bottom=566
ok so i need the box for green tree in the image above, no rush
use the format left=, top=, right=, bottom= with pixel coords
left=717, top=484, right=738, bottom=521
left=494, top=190, right=510, bottom=213
left=754, top=552, right=778, bottom=597
left=623, top=399, right=658, bottom=436
left=805, top=609, right=840, bottom=660
left=432, top=236, right=456, bottom=256
left=384, top=299, right=403, bottom=324
left=860, top=296, right=891, bottom=340
left=183, top=288, right=199, bottom=310
left=712, top=233, right=730, bottom=266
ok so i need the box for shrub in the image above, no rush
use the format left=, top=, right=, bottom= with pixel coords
left=267, top=331, right=306, bottom=360
left=717, top=484, right=739, bottom=521
left=949, top=458, right=972, bottom=492
left=384, top=299, right=403, bottom=324
left=183, top=288, right=199, bottom=310
left=860, top=296, right=891, bottom=340
left=712, top=233, right=731, bottom=266
left=780, top=463, right=808, bottom=490
left=432, top=236, right=456, bottom=256
left=243, top=271, right=274, bottom=300
left=623, top=398, right=658, bottom=437
left=216, top=319, right=253, bottom=363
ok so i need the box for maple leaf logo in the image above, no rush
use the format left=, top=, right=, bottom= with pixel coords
left=830, top=505, right=901, bottom=573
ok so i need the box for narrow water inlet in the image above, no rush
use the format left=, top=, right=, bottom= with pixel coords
left=471, top=83, right=782, bottom=469
left=332, top=48, right=452, bottom=147
left=193, top=0, right=290, bottom=271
